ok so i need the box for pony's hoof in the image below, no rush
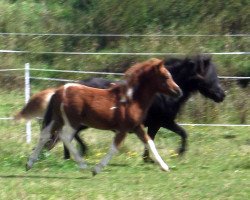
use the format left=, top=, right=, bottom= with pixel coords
left=177, top=147, right=186, bottom=156
left=26, top=159, right=34, bottom=171
left=92, top=165, right=102, bottom=176
left=25, top=163, right=32, bottom=171
left=160, top=164, right=170, bottom=172
left=143, top=157, right=155, bottom=163
left=92, top=170, right=97, bottom=176
left=161, top=168, right=170, bottom=172
left=79, top=162, right=88, bottom=170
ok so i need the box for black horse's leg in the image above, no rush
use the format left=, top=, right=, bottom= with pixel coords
left=75, top=133, right=88, bottom=156
left=163, top=121, right=188, bottom=155
left=143, top=124, right=160, bottom=163
left=63, top=126, right=88, bottom=159
left=63, top=142, right=72, bottom=160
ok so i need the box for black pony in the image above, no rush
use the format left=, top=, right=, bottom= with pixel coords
left=63, top=55, right=226, bottom=161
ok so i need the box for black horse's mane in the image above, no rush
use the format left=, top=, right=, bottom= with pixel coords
left=164, top=55, right=213, bottom=82
left=164, top=57, right=188, bottom=67
left=164, top=54, right=210, bottom=69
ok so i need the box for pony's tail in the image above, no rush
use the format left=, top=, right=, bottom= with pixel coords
left=14, top=89, right=55, bottom=121
left=14, top=102, right=43, bottom=121
left=13, top=112, right=24, bottom=121
left=42, top=93, right=62, bottom=150
left=42, top=94, right=55, bottom=130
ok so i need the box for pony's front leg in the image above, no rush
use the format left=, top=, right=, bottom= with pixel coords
left=135, top=125, right=169, bottom=171
left=143, top=124, right=160, bottom=163
left=26, top=121, right=54, bottom=170
left=59, top=125, right=87, bottom=170
left=93, top=132, right=127, bottom=176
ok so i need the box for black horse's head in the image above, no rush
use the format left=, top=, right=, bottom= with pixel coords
left=188, top=55, right=226, bottom=102
left=165, top=55, right=226, bottom=103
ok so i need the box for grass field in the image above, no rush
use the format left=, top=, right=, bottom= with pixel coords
left=0, top=90, right=249, bottom=200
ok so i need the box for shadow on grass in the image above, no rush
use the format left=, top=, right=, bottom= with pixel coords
left=0, top=174, right=90, bottom=180
left=109, top=163, right=129, bottom=167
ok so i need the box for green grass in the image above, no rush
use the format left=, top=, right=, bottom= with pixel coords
left=0, top=123, right=249, bottom=200
left=0, top=90, right=249, bottom=199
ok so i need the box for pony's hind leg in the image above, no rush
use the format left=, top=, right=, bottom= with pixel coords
left=26, top=121, right=54, bottom=170
left=135, top=125, right=169, bottom=171
left=59, top=125, right=87, bottom=169
left=63, top=126, right=88, bottom=159
left=93, top=132, right=127, bottom=176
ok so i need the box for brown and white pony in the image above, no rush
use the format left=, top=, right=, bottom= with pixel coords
left=25, top=58, right=182, bottom=175
left=14, top=79, right=113, bottom=121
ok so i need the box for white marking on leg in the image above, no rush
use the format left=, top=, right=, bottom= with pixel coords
left=147, top=140, right=169, bottom=171
left=26, top=121, right=54, bottom=169
left=93, top=141, right=118, bottom=175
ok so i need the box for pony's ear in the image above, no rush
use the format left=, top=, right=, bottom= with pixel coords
left=187, top=59, right=196, bottom=73
left=187, top=60, right=204, bottom=81
left=195, top=55, right=211, bottom=76
left=203, top=55, right=211, bottom=66
left=156, top=60, right=164, bottom=69
left=188, top=57, right=205, bottom=80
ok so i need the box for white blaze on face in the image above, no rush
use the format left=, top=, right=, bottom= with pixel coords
left=167, top=71, right=172, bottom=79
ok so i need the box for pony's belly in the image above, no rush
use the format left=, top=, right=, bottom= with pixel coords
left=81, top=113, right=140, bottom=132
left=81, top=115, right=118, bottom=131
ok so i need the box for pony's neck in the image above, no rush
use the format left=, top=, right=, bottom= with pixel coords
left=168, top=66, right=196, bottom=103
left=132, top=83, right=157, bottom=112
left=175, top=82, right=193, bottom=104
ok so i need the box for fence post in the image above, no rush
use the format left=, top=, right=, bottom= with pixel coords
left=25, top=63, right=31, bottom=143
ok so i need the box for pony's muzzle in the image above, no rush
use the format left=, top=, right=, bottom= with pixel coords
left=176, top=87, right=183, bottom=98
left=170, top=86, right=183, bottom=98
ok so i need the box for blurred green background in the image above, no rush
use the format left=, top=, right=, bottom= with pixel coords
left=0, top=0, right=249, bottom=124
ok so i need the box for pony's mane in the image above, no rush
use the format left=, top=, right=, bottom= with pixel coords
left=164, top=57, right=186, bottom=67
left=164, top=54, right=212, bottom=76
left=105, top=58, right=164, bottom=102
left=124, top=58, right=163, bottom=85
left=165, top=54, right=211, bottom=67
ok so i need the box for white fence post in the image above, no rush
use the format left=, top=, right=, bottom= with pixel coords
left=25, top=63, right=31, bottom=143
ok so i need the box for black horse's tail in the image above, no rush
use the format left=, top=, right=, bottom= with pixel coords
left=42, top=93, right=55, bottom=130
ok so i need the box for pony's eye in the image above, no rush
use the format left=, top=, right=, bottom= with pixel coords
left=161, top=76, right=168, bottom=81
left=161, top=81, right=167, bottom=86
